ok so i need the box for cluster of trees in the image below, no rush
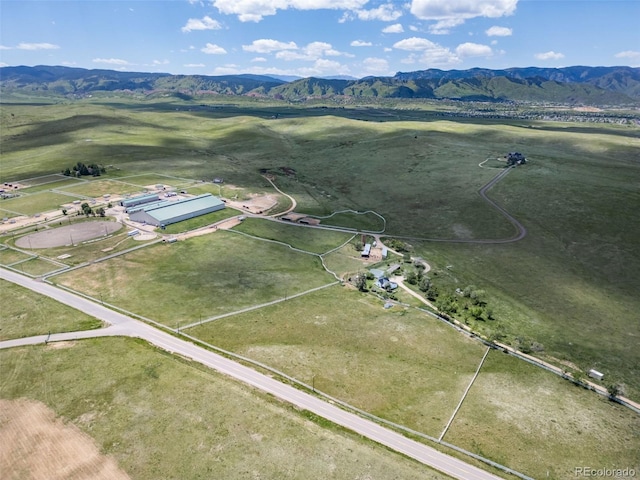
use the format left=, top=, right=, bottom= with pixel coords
left=435, top=285, right=494, bottom=324
left=78, top=202, right=105, bottom=217
left=62, top=162, right=106, bottom=177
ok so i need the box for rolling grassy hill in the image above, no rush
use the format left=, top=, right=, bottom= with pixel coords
left=2, top=65, right=639, bottom=105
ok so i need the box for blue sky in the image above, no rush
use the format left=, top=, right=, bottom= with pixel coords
left=1, top=0, right=639, bottom=78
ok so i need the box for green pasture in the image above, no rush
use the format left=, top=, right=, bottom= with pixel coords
left=0, top=337, right=448, bottom=480
left=0, top=191, right=77, bottom=216
left=20, top=174, right=69, bottom=186
left=19, top=177, right=85, bottom=193
left=159, top=208, right=237, bottom=234
left=232, top=217, right=354, bottom=254
left=311, top=210, right=386, bottom=232
left=0, top=279, right=101, bottom=340
left=188, top=285, right=486, bottom=437
left=0, top=210, right=21, bottom=219
left=13, top=257, right=64, bottom=276
left=120, top=173, right=194, bottom=188
left=0, top=247, right=33, bottom=266
left=53, top=232, right=335, bottom=326
left=322, top=243, right=372, bottom=278
left=60, top=178, right=141, bottom=197
left=445, top=350, right=640, bottom=479
left=410, top=142, right=640, bottom=399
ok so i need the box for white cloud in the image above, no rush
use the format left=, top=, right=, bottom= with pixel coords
left=212, top=64, right=240, bottom=75
left=0, top=62, right=8, bottom=67
left=428, top=17, right=464, bottom=34
left=393, top=37, right=460, bottom=66
left=615, top=50, right=640, bottom=60
left=355, top=4, right=403, bottom=21
left=455, top=42, right=492, bottom=57
left=243, top=39, right=297, bottom=53
left=201, top=43, right=227, bottom=54
left=411, top=0, right=517, bottom=31
left=0, top=45, right=11, bottom=50
left=306, top=41, right=341, bottom=57
left=17, top=42, right=60, bottom=50
left=362, top=57, right=390, bottom=74
left=181, top=16, right=222, bottom=32
left=351, top=40, right=373, bottom=47
left=409, top=25, right=419, bottom=31
left=393, top=37, right=437, bottom=51
left=382, top=23, right=404, bottom=33
left=184, top=63, right=206, bottom=67
left=535, top=51, right=564, bottom=60
left=93, top=58, right=131, bottom=65
left=299, top=58, right=351, bottom=76
left=251, top=57, right=268, bottom=62
left=275, top=41, right=348, bottom=61
left=213, top=0, right=369, bottom=22
left=486, top=25, right=512, bottom=36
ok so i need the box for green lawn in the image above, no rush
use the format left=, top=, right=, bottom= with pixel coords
left=53, top=232, right=336, bottom=326
left=0, top=337, right=448, bottom=480
left=0, top=279, right=102, bottom=339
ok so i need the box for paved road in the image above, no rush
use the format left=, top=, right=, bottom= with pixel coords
left=0, top=267, right=503, bottom=480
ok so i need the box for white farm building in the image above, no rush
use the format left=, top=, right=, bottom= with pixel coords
left=129, top=193, right=225, bottom=227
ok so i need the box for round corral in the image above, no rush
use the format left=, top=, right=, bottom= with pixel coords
left=16, top=221, right=122, bottom=249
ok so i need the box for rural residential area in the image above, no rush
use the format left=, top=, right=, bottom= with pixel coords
left=2, top=1, right=640, bottom=479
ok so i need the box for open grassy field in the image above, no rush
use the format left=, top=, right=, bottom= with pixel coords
left=0, top=337, right=448, bottom=480
left=0, top=246, right=33, bottom=265
left=0, top=191, right=77, bottom=216
left=0, top=279, right=102, bottom=339
left=19, top=177, right=85, bottom=193
left=233, top=217, right=354, bottom=254
left=120, top=173, right=196, bottom=188
left=13, top=257, right=65, bottom=276
left=2, top=99, right=639, bottom=476
left=52, top=232, right=336, bottom=326
left=59, top=178, right=142, bottom=197
left=3, top=100, right=637, bottom=400
left=445, top=349, right=640, bottom=479
left=188, top=285, right=487, bottom=438
left=160, top=208, right=237, bottom=234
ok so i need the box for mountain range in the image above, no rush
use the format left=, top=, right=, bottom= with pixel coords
left=1, top=65, right=639, bottom=105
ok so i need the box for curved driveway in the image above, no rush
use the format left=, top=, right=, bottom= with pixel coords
left=0, top=267, right=502, bottom=480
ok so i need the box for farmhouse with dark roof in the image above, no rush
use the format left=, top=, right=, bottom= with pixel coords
left=507, top=152, right=527, bottom=166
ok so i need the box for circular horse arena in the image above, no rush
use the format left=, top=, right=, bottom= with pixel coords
left=16, top=221, right=122, bottom=249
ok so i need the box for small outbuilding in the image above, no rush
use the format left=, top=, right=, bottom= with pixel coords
left=588, top=369, right=604, bottom=381
left=361, top=243, right=372, bottom=258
